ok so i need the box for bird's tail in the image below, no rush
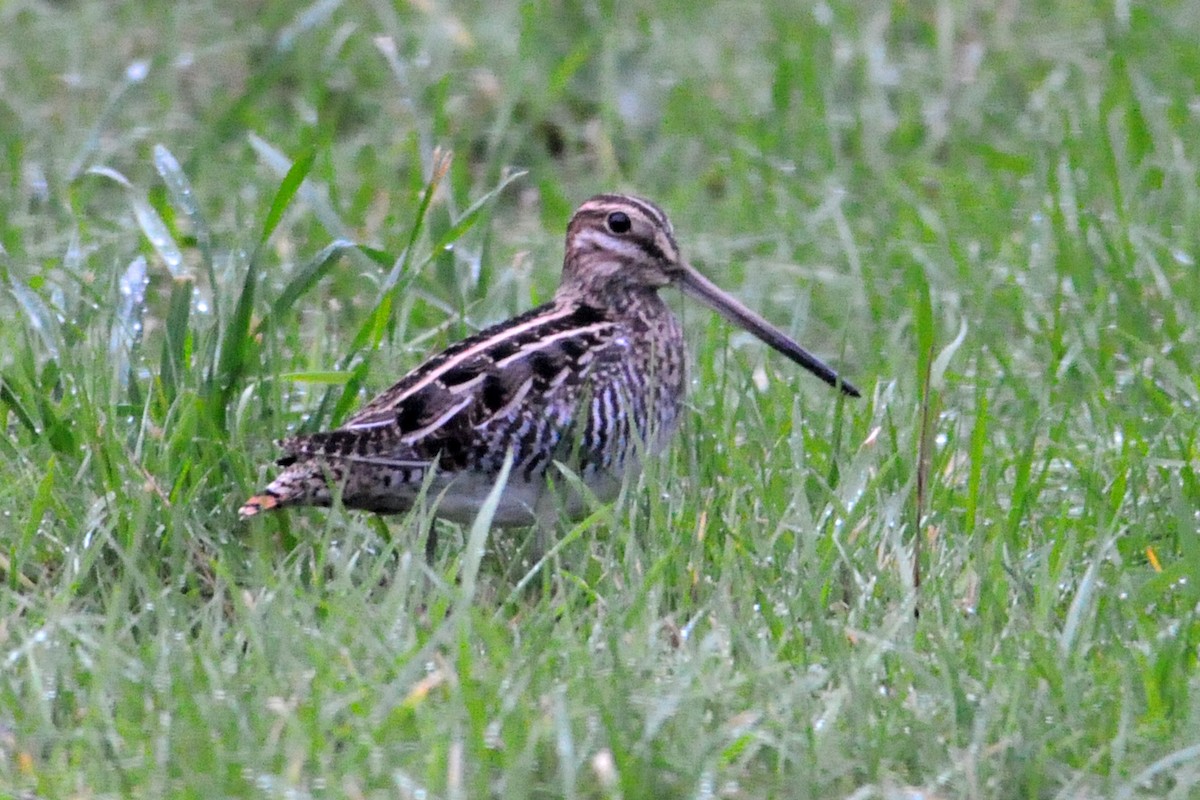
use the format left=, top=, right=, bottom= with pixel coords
left=238, top=459, right=343, bottom=518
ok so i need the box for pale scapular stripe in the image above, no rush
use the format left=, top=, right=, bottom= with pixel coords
left=399, top=395, right=474, bottom=443
left=493, top=321, right=614, bottom=368
left=378, top=302, right=581, bottom=405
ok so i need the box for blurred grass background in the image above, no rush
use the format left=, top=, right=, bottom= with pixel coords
left=1, top=0, right=1199, bottom=797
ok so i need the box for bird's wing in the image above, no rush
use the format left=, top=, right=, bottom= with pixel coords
left=278, top=301, right=625, bottom=475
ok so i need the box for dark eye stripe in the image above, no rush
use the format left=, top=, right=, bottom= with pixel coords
left=636, top=238, right=667, bottom=262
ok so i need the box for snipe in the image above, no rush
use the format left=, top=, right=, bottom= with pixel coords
left=239, top=194, right=859, bottom=528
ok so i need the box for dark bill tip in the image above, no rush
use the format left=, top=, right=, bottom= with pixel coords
left=678, top=263, right=862, bottom=398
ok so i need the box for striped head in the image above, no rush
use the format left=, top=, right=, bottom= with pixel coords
left=560, top=194, right=684, bottom=294
left=557, top=193, right=862, bottom=397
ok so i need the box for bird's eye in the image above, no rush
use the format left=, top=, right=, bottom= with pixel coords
left=606, top=211, right=631, bottom=234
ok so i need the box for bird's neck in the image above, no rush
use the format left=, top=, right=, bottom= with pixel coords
left=556, top=280, right=666, bottom=319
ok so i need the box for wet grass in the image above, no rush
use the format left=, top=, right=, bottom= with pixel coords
left=2, top=1, right=1199, bottom=797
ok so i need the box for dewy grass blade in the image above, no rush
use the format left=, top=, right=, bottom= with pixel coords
left=930, top=318, right=968, bottom=388
left=110, top=256, right=148, bottom=386
left=275, top=0, right=341, bottom=51
left=1116, top=742, right=1200, bottom=800
left=1060, top=535, right=1117, bottom=662
left=152, top=145, right=209, bottom=251
left=459, top=450, right=513, bottom=606
left=130, top=193, right=186, bottom=279
left=254, top=239, right=356, bottom=338
left=153, top=144, right=217, bottom=318
left=66, top=60, right=149, bottom=181
left=92, top=162, right=188, bottom=284
left=159, top=276, right=194, bottom=404
left=10, top=278, right=61, bottom=359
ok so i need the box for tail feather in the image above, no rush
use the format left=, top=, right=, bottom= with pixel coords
left=238, top=460, right=340, bottom=519
left=237, top=492, right=281, bottom=518
left=239, top=432, right=435, bottom=518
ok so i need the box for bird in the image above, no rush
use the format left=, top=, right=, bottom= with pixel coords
left=238, top=194, right=859, bottom=535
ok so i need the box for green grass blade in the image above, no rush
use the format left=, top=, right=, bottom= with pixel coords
left=158, top=275, right=194, bottom=406
left=212, top=150, right=318, bottom=423
left=429, top=168, right=527, bottom=254
left=0, top=373, right=37, bottom=436
left=16, top=457, right=55, bottom=588
left=66, top=59, right=149, bottom=181
left=153, top=144, right=217, bottom=318
left=212, top=256, right=258, bottom=421
left=257, top=149, right=316, bottom=249
left=459, top=450, right=513, bottom=606
left=253, top=238, right=356, bottom=337
left=250, top=134, right=354, bottom=241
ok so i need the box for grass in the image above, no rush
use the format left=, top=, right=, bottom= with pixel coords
left=1, top=0, right=1199, bottom=797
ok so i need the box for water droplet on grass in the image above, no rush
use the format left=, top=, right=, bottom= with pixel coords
left=125, top=60, right=149, bottom=82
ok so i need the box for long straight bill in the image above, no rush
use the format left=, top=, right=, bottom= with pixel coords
left=679, top=264, right=861, bottom=397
